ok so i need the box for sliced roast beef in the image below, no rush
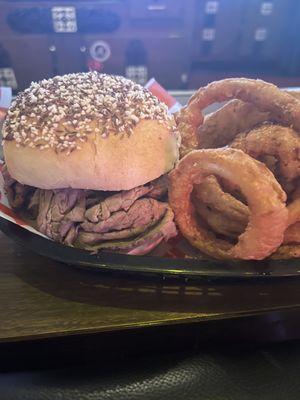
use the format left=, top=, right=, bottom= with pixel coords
left=78, top=227, right=144, bottom=244
left=36, top=189, right=84, bottom=240
left=64, top=225, right=79, bottom=246
left=2, top=165, right=15, bottom=187
left=33, top=188, right=175, bottom=249
left=59, top=220, right=74, bottom=239
left=51, top=189, right=83, bottom=222
left=2, top=166, right=177, bottom=254
left=85, top=191, right=108, bottom=208
left=36, top=191, right=54, bottom=237
left=78, top=199, right=167, bottom=244
left=85, top=185, right=152, bottom=223
left=147, top=175, right=169, bottom=199
left=78, top=207, right=177, bottom=255
left=81, top=198, right=166, bottom=233
left=2, top=165, right=32, bottom=209
left=65, top=195, right=86, bottom=222
left=27, top=189, right=41, bottom=219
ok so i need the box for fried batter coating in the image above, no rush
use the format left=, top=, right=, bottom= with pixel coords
left=169, top=148, right=288, bottom=260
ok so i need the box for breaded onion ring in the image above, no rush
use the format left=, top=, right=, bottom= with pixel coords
left=197, top=91, right=300, bottom=150
left=198, top=100, right=270, bottom=149
left=196, top=124, right=300, bottom=236
left=195, top=174, right=300, bottom=248
left=286, top=198, right=300, bottom=227
left=194, top=175, right=249, bottom=221
left=231, top=124, right=300, bottom=181
left=177, top=78, right=300, bottom=156
left=271, top=244, right=300, bottom=259
left=194, top=201, right=247, bottom=238
left=231, top=124, right=300, bottom=248
left=280, top=194, right=300, bottom=246
left=272, top=188, right=300, bottom=257
left=283, top=222, right=300, bottom=244
left=169, top=148, right=288, bottom=260
left=194, top=184, right=300, bottom=246
left=286, top=90, right=300, bottom=101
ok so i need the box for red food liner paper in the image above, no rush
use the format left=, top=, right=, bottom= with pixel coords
left=145, top=78, right=182, bottom=113
left=0, top=161, right=48, bottom=238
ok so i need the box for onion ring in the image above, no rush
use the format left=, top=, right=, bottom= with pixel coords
left=231, top=124, right=300, bottom=249
left=283, top=222, right=300, bottom=244
left=197, top=91, right=300, bottom=150
left=194, top=201, right=247, bottom=238
left=198, top=100, right=270, bottom=149
left=271, top=244, right=300, bottom=259
left=176, top=78, right=300, bottom=156
left=280, top=194, right=300, bottom=246
left=194, top=175, right=249, bottom=221
left=194, top=197, right=300, bottom=245
left=286, top=91, right=300, bottom=101
left=273, top=181, right=300, bottom=255
left=231, top=124, right=300, bottom=181
left=169, top=148, right=288, bottom=260
left=194, top=183, right=300, bottom=246
left=194, top=123, right=300, bottom=252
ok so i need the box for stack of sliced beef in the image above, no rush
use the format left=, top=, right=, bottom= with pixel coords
left=2, top=166, right=177, bottom=255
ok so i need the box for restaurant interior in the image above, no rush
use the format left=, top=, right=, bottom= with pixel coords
left=1, top=1, right=300, bottom=399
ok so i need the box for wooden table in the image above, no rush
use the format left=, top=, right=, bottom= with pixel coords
left=2, top=228, right=300, bottom=371
left=1, top=230, right=300, bottom=344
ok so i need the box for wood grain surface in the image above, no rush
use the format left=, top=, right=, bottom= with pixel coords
left=1, top=231, right=300, bottom=343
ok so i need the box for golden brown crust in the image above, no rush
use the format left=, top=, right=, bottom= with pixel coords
left=231, top=124, right=300, bottom=181
left=193, top=124, right=300, bottom=249
left=270, top=244, right=300, bottom=259
left=177, top=78, right=300, bottom=156
left=169, top=148, right=288, bottom=260
left=194, top=175, right=249, bottom=221
left=193, top=201, right=247, bottom=238
left=198, top=100, right=270, bottom=149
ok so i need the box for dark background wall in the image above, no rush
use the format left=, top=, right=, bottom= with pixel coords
left=0, top=0, right=300, bottom=92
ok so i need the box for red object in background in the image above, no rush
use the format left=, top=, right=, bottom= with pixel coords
left=145, top=78, right=182, bottom=113
left=0, top=109, right=6, bottom=120
left=0, top=202, right=27, bottom=227
left=87, top=59, right=103, bottom=72
left=145, top=78, right=177, bottom=108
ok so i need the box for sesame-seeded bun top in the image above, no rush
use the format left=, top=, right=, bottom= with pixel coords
left=3, top=72, right=180, bottom=190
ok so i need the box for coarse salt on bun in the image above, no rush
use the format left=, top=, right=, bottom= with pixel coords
left=3, top=72, right=180, bottom=191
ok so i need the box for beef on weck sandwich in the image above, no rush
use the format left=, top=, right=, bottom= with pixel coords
left=2, top=72, right=180, bottom=255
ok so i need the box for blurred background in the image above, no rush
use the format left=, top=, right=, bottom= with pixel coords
left=1, top=0, right=300, bottom=93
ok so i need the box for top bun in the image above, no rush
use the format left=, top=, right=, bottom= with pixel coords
left=3, top=73, right=179, bottom=191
